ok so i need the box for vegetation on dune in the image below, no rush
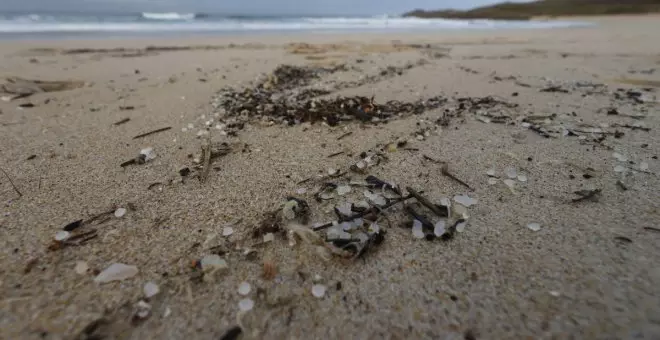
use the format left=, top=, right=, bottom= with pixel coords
left=403, top=0, right=660, bottom=20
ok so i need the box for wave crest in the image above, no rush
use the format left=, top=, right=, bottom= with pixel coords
left=141, top=12, right=196, bottom=21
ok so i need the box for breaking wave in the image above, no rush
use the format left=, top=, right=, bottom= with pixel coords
left=140, top=12, right=197, bottom=21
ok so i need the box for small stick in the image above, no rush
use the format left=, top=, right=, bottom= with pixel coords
left=423, top=157, right=473, bottom=190
left=200, top=134, right=212, bottom=183
left=132, top=126, right=172, bottom=139
left=0, top=167, right=22, bottom=197
left=113, top=118, right=130, bottom=126
left=529, top=125, right=555, bottom=138
left=423, top=154, right=440, bottom=163
left=643, top=227, right=660, bottom=233
left=120, top=158, right=136, bottom=167
left=612, top=124, right=650, bottom=132
left=327, top=151, right=344, bottom=158
left=405, top=187, right=446, bottom=217
left=337, top=131, right=352, bottom=140
left=439, top=163, right=473, bottom=191
left=296, top=177, right=312, bottom=185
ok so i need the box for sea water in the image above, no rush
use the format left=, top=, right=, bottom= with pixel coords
left=0, top=11, right=593, bottom=39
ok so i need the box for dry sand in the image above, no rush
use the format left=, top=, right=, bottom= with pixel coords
left=1, top=15, right=660, bottom=340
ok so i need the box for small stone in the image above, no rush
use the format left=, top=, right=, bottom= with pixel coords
left=163, top=307, right=172, bottom=318
left=336, top=202, right=352, bottom=216
left=74, top=261, right=89, bottom=275
left=114, top=208, right=127, bottom=218
left=311, top=284, right=327, bottom=298
left=143, top=282, right=160, bottom=298
left=238, top=282, right=251, bottom=296
left=200, top=254, right=228, bottom=272
left=527, top=222, right=542, bottom=232
left=455, top=221, right=467, bottom=233
left=364, top=191, right=386, bottom=206
left=238, top=298, right=254, bottom=312
left=517, top=174, right=528, bottom=182
left=486, top=169, right=496, bottom=177
left=640, top=162, right=649, bottom=171
left=134, top=300, right=151, bottom=319
left=140, top=147, right=156, bottom=161
left=368, top=223, right=380, bottom=234
left=503, top=179, right=516, bottom=188
left=521, top=122, right=531, bottom=128
left=488, top=178, right=498, bottom=185
left=54, top=230, right=71, bottom=242
left=549, top=291, right=561, bottom=297
left=336, top=185, right=351, bottom=196
left=222, top=227, right=234, bottom=237
left=454, top=195, right=478, bottom=207
left=612, top=152, right=628, bottom=162
left=94, top=263, right=139, bottom=283
left=505, top=167, right=518, bottom=179
left=614, top=165, right=626, bottom=173
left=412, top=220, right=425, bottom=239
left=434, top=220, right=446, bottom=237
left=296, top=188, right=307, bottom=195
left=263, top=233, right=275, bottom=243
left=328, top=168, right=337, bottom=176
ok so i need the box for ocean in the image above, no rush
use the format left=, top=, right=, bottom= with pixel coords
left=0, top=11, right=592, bottom=39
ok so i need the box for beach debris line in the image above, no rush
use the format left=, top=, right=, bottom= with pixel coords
left=1, top=77, right=84, bottom=100
left=212, top=64, right=446, bottom=127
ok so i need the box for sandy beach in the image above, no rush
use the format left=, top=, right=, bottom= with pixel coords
left=1, top=15, right=660, bottom=339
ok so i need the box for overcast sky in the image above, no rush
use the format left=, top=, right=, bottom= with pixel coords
left=3, top=0, right=532, bottom=16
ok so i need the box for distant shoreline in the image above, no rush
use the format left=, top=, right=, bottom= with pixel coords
left=403, top=0, right=660, bottom=20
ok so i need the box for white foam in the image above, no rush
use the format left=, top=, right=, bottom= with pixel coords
left=141, top=12, right=196, bottom=21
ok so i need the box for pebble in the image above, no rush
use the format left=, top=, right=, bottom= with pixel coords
left=114, top=208, right=127, bottom=218
left=94, top=263, right=139, bottom=283
left=144, top=282, right=160, bottom=298
left=527, top=222, right=542, bottom=232
left=74, top=261, right=89, bottom=275
left=412, top=220, right=425, bottom=239
left=238, top=298, right=254, bottom=311
left=222, top=227, right=234, bottom=237
left=434, top=220, right=446, bottom=237
left=505, top=167, right=518, bottom=179
left=238, top=282, right=251, bottom=296
left=311, top=284, right=327, bottom=298
left=454, top=195, right=478, bottom=207
left=54, top=230, right=71, bottom=242
left=200, top=254, right=228, bottom=272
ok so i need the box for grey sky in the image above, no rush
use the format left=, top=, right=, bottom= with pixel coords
left=2, top=0, right=532, bottom=16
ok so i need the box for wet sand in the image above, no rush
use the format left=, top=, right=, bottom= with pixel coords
left=1, top=15, right=660, bottom=340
